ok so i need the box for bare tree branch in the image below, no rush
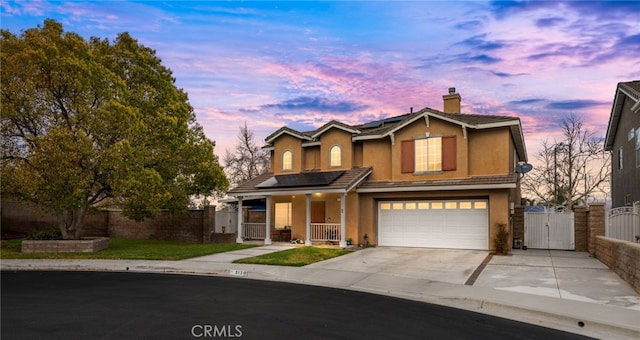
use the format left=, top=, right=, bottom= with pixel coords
left=224, top=122, right=270, bottom=187
left=522, top=114, right=611, bottom=208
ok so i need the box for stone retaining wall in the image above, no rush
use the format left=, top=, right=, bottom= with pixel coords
left=21, top=237, right=110, bottom=253
left=210, top=233, right=237, bottom=244
left=595, top=236, right=640, bottom=294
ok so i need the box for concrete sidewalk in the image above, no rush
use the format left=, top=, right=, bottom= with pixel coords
left=2, top=247, right=639, bottom=339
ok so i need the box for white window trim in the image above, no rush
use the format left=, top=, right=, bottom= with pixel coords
left=282, top=150, right=293, bottom=171
left=617, top=147, right=623, bottom=170
left=414, top=136, right=442, bottom=173
left=329, top=145, right=342, bottom=167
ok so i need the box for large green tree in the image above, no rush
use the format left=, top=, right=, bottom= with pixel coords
left=1, top=20, right=228, bottom=239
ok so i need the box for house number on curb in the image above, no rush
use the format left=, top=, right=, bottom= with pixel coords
left=229, top=269, right=248, bottom=277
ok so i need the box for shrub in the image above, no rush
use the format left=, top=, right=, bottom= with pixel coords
left=493, top=223, right=509, bottom=255
left=26, top=228, right=63, bottom=240
left=362, top=233, right=372, bottom=248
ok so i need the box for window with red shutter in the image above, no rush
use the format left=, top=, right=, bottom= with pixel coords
left=442, top=135, right=457, bottom=171
left=401, top=140, right=414, bottom=173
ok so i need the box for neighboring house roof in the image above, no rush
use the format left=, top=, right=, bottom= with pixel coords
left=357, top=173, right=519, bottom=193
left=605, top=80, right=640, bottom=151
left=263, top=106, right=527, bottom=162
left=228, top=167, right=373, bottom=196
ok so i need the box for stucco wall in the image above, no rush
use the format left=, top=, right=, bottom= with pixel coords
left=320, top=128, right=353, bottom=170
left=391, top=117, right=469, bottom=181
left=273, top=134, right=303, bottom=174
left=362, top=139, right=392, bottom=181
left=304, top=146, right=320, bottom=170
left=468, top=128, right=511, bottom=176
left=353, top=142, right=364, bottom=167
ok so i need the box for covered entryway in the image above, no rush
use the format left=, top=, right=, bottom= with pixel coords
left=377, top=199, right=489, bottom=250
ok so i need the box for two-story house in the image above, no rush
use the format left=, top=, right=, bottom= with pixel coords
left=605, top=80, right=640, bottom=208
left=228, top=88, right=527, bottom=251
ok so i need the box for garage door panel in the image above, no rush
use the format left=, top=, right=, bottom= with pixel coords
left=378, top=199, right=488, bottom=250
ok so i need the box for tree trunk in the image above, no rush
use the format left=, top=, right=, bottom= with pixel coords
left=59, top=206, right=88, bottom=240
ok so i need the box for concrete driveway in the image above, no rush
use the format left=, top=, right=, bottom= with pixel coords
left=306, top=246, right=489, bottom=285
left=474, top=249, right=640, bottom=310
left=308, top=247, right=640, bottom=311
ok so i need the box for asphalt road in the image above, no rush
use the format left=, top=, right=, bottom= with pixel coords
left=1, top=271, right=590, bottom=340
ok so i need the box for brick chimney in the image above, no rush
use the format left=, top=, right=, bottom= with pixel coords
left=443, top=87, right=461, bottom=114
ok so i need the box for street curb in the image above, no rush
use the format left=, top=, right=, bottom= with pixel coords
left=2, top=261, right=639, bottom=339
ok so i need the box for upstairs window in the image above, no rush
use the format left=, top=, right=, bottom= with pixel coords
left=282, top=150, right=293, bottom=171
left=617, top=147, right=623, bottom=170
left=415, top=137, right=442, bottom=172
left=402, top=136, right=456, bottom=173
left=330, top=145, right=342, bottom=167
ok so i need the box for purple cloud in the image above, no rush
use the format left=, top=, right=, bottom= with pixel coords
left=453, top=20, right=484, bottom=31
left=457, top=34, right=507, bottom=51
left=257, top=96, right=370, bottom=114
left=491, top=71, right=528, bottom=78
left=535, top=17, right=565, bottom=28
left=509, top=99, right=547, bottom=106
left=545, top=100, right=609, bottom=111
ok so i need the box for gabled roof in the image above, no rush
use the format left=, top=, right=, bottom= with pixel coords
left=228, top=167, right=373, bottom=197
left=605, top=80, right=640, bottom=151
left=353, top=108, right=527, bottom=162
left=311, top=120, right=361, bottom=138
left=262, top=106, right=527, bottom=162
left=265, top=127, right=313, bottom=144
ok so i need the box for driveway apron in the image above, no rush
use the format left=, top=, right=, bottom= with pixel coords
left=473, top=249, right=640, bottom=310
left=306, top=247, right=489, bottom=285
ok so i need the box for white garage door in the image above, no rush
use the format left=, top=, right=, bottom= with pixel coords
left=378, top=199, right=489, bottom=250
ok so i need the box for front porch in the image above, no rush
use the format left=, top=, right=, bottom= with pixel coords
left=226, top=167, right=372, bottom=249
left=236, top=192, right=349, bottom=247
left=241, top=222, right=343, bottom=244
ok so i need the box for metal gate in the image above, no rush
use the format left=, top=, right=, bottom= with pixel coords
left=215, top=209, right=237, bottom=234
left=524, top=212, right=575, bottom=250
left=607, top=206, right=640, bottom=243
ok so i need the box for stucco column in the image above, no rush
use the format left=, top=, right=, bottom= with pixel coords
left=264, top=196, right=272, bottom=245
left=305, top=194, right=312, bottom=246
left=236, top=197, right=244, bottom=244
left=339, top=192, right=347, bottom=248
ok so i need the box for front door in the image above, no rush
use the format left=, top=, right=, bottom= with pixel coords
left=311, top=201, right=325, bottom=223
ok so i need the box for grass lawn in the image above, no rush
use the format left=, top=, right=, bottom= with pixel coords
left=0, top=238, right=257, bottom=260
left=233, top=246, right=352, bottom=267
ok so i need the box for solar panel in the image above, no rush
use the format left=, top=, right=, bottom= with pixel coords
left=360, top=121, right=383, bottom=129
left=256, top=171, right=345, bottom=188
left=276, top=171, right=345, bottom=187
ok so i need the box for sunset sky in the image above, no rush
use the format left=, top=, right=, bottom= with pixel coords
left=2, top=1, right=640, bottom=164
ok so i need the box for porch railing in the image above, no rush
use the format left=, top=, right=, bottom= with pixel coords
left=242, top=223, right=266, bottom=240
left=311, top=223, right=341, bottom=242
